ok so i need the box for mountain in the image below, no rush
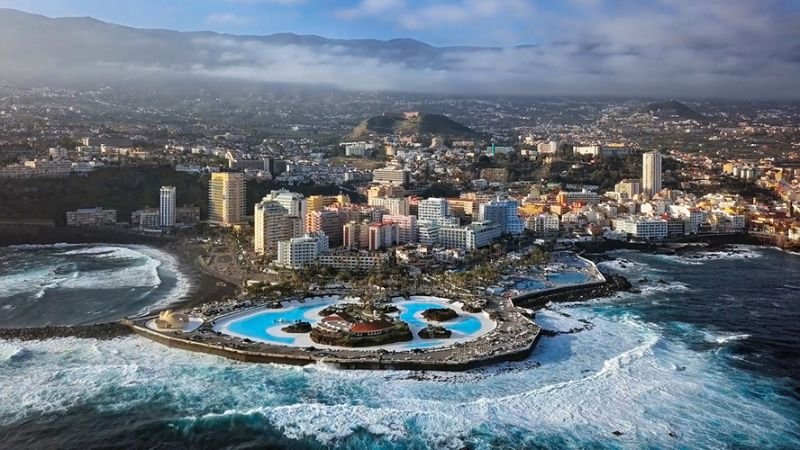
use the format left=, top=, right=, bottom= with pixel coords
left=345, top=113, right=479, bottom=140
left=645, top=100, right=708, bottom=123
left=0, top=8, right=493, bottom=91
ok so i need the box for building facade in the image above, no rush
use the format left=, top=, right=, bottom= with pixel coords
left=642, top=151, right=663, bottom=197
left=159, top=186, right=176, bottom=228
left=66, top=207, right=117, bottom=227
left=208, top=172, right=246, bottom=227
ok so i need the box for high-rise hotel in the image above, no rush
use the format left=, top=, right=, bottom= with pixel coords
left=159, top=186, right=176, bottom=228
left=209, top=172, right=246, bottom=227
left=642, top=150, right=663, bottom=198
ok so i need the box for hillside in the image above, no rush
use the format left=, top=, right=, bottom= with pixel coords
left=0, top=166, right=208, bottom=225
left=345, top=113, right=479, bottom=140
left=645, top=100, right=708, bottom=123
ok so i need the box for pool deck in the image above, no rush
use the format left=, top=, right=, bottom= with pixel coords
left=126, top=252, right=625, bottom=371
left=128, top=294, right=541, bottom=371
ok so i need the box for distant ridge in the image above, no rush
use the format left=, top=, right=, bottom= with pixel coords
left=345, top=113, right=479, bottom=140
left=645, top=100, right=708, bottom=123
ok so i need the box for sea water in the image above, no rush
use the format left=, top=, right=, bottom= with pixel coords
left=0, top=246, right=798, bottom=448
left=0, top=243, right=190, bottom=327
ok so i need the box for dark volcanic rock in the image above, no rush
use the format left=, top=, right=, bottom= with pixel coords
left=421, top=308, right=458, bottom=322
left=418, top=325, right=452, bottom=339
left=0, top=322, right=133, bottom=341
left=281, top=321, right=312, bottom=333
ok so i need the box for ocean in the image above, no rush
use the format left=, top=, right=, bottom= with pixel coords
left=0, top=244, right=798, bottom=449
left=0, top=244, right=190, bottom=327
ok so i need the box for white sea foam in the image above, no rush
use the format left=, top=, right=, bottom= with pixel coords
left=656, top=246, right=764, bottom=265
left=0, top=244, right=191, bottom=315
left=1, top=305, right=797, bottom=449
left=702, top=331, right=751, bottom=345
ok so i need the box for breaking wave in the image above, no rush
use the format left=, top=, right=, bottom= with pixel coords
left=0, top=303, right=797, bottom=449
left=0, top=244, right=191, bottom=326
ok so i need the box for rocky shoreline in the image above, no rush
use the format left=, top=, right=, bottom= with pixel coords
left=512, top=274, right=633, bottom=310
left=0, top=227, right=237, bottom=341
left=0, top=322, right=133, bottom=341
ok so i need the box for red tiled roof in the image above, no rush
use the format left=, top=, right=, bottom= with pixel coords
left=350, top=321, right=392, bottom=333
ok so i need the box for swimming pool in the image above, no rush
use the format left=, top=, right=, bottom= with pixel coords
left=398, top=301, right=483, bottom=336
left=546, top=271, right=594, bottom=285
left=223, top=302, right=327, bottom=345
left=514, top=279, right=548, bottom=291
left=214, top=296, right=495, bottom=351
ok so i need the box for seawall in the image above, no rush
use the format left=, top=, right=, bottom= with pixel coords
left=0, top=322, right=134, bottom=341
left=129, top=323, right=539, bottom=372
left=511, top=274, right=632, bottom=310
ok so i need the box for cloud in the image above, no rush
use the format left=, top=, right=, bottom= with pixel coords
left=336, top=0, right=406, bottom=20
left=159, top=21, right=798, bottom=99
left=206, top=13, right=251, bottom=26
left=338, top=0, right=534, bottom=30
left=223, top=0, right=307, bottom=4
left=1, top=1, right=798, bottom=99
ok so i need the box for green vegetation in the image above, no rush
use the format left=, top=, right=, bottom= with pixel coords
left=345, top=112, right=480, bottom=140
left=420, top=182, right=462, bottom=198
left=0, top=166, right=207, bottom=224
left=281, top=322, right=312, bottom=333
left=419, top=325, right=452, bottom=339
left=309, top=322, right=413, bottom=347
left=554, top=154, right=683, bottom=191
left=421, top=308, right=458, bottom=322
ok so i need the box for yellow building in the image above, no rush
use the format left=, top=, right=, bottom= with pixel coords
left=208, top=172, right=246, bottom=227
left=519, top=203, right=547, bottom=217
left=722, top=163, right=736, bottom=175
left=308, top=194, right=350, bottom=212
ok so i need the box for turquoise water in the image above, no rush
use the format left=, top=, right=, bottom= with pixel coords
left=224, top=303, right=328, bottom=345
left=546, top=271, right=593, bottom=285
left=514, top=279, right=547, bottom=291
left=2, top=248, right=800, bottom=448
left=398, top=302, right=482, bottom=335
left=514, top=270, right=594, bottom=292
left=220, top=299, right=486, bottom=347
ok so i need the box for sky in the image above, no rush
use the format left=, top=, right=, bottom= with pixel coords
left=0, top=0, right=794, bottom=47
left=0, top=0, right=799, bottom=98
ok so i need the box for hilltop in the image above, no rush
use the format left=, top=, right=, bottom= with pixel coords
left=345, top=113, right=480, bottom=140
left=645, top=100, right=708, bottom=123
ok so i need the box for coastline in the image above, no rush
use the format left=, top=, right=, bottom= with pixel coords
left=0, top=226, right=237, bottom=336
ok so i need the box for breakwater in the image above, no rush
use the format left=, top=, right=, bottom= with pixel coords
left=0, top=322, right=134, bottom=341
left=512, top=274, right=632, bottom=310
left=130, top=323, right=539, bottom=371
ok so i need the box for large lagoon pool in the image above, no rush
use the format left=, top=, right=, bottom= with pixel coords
left=213, top=296, right=495, bottom=351
left=513, top=266, right=600, bottom=293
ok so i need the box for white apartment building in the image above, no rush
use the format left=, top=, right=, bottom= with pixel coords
left=367, top=196, right=410, bottom=215
left=276, top=233, right=330, bottom=269
left=612, top=216, right=668, bottom=240
left=526, top=213, right=560, bottom=234
left=255, top=200, right=302, bottom=255
left=574, top=145, right=602, bottom=157
left=318, top=251, right=388, bottom=271
left=642, top=151, right=663, bottom=197
left=438, top=221, right=501, bottom=252
left=373, top=167, right=410, bottom=186
left=66, top=207, right=117, bottom=227
left=381, top=214, right=417, bottom=243
left=557, top=190, right=601, bottom=205
left=478, top=198, right=525, bottom=235
left=668, top=205, right=707, bottom=234
left=537, top=141, right=560, bottom=154
left=369, top=222, right=399, bottom=251
left=614, top=179, right=642, bottom=198
left=159, top=186, right=176, bottom=228
left=263, top=189, right=306, bottom=226
left=418, top=198, right=449, bottom=222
